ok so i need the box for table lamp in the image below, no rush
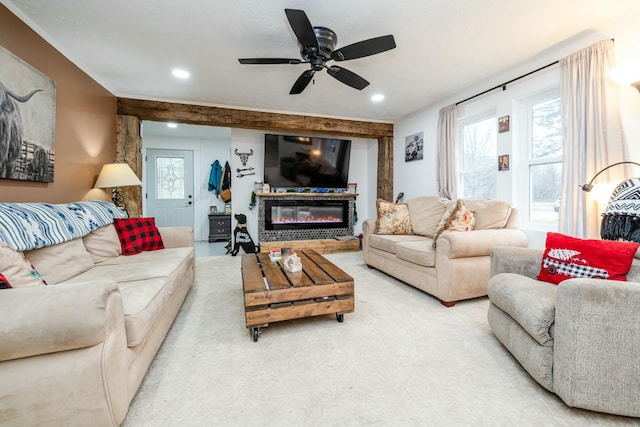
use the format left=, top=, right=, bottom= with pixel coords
left=94, top=162, right=142, bottom=213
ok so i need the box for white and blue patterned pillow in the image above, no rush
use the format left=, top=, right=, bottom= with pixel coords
left=66, top=200, right=128, bottom=232
left=0, top=203, right=90, bottom=251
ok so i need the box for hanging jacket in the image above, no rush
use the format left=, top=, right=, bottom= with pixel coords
left=221, top=161, right=232, bottom=191
left=208, top=160, right=222, bottom=195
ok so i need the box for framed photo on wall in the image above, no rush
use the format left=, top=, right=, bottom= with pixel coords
left=498, top=115, right=510, bottom=133
left=498, top=154, right=510, bottom=171
left=404, top=132, right=424, bottom=162
left=0, top=45, right=56, bottom=182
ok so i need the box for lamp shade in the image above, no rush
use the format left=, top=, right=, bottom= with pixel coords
left=588, top=182, right=618, bottom=204
left=609, top=61, right=640, bottom=92
left=94, top=163, right=142, bottom=188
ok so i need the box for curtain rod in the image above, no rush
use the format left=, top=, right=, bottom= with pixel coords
left=455, top=60, right=559, bottom=105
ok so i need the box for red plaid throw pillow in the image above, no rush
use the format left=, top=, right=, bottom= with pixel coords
left=537, top=232, right=639, bottom=285
left=113, top=218, right=164, bottom=255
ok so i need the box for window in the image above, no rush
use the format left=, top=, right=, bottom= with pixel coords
left=526, top=91, right=562, bottom=227
left=156, top=156, right=185, bottom=199
left=458, top=113, right=497, bottom=198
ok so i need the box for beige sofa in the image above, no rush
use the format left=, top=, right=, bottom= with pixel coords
left=0, top=202, right=195, bottom=426
left=363, top=197, right=527, bottom=306
left=488, top=246, right=640, bottom=417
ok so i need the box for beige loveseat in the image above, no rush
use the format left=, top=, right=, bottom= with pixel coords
left=488, top=246, right=640, bottom=417
left=0, top=202, right=195, bottom=426
left=363, top=197, right=527, bottom=306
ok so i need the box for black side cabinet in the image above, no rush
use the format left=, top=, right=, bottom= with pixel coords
left=208, top=214, right=231, bottom=242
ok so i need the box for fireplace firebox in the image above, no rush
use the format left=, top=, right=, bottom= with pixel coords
left=264, top=199, right=349, bottom=231
left=258, top=194, right=355, bottom=242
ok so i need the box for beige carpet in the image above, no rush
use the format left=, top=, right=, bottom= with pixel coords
left=122, top=252, right=640, bottom=426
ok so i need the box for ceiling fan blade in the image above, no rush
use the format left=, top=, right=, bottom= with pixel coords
left=331, top=35, right=396, bottom=61
left=285, top=9, right=318, bottom=50
left=290, top=70, right=315, bottom=94
left=239, top=58, right=301, bottom=65
left=327, top=66, right=369, bottom=90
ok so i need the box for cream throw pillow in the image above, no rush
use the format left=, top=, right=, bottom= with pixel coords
left=0, top=243, right=47, bottom=288
left=432, top=199, right=475, bottom=248
left=25, top=238, right=95, bottom=284
left=83, top=224, right=122, bottom=263
left=462, top=198, right=512, bottom=230
left=406, top=196, right=449, bottom=237
left=375, top=198, right=414, bottom=235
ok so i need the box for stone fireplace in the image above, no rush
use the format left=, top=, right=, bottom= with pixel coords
left=258, top=194, right=355, bottom=242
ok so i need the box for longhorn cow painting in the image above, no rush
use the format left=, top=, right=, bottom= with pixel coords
left=0, top=45, right=56, bottom=182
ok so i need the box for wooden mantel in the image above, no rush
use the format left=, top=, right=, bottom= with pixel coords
left=116, top=97, right=394, bottom=214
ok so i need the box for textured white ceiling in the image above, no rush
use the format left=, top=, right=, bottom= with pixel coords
left=4, top=0, right=640, bottom=122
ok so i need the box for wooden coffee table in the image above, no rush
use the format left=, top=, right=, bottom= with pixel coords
left=241, top=249, right=354, bottom=342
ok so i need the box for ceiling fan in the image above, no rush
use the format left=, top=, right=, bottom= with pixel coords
left=238, top=9, right=396, bottom=94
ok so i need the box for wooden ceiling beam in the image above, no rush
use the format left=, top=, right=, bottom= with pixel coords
left=116, top=98, right=393, bottom=139
left=116, top=97, right=394, bottom=201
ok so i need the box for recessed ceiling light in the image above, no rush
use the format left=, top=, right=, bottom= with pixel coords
left=371, top=94, right=385, bottom=102
left=172, top=69, right=190, bottom=79
left=167, top=122, right=178, bottom=128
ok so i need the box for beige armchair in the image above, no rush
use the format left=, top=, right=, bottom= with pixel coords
left=488, top=246, right=640, bottom=417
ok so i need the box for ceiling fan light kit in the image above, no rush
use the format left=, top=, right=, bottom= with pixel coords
left=238, top=8, right=396, bottom=94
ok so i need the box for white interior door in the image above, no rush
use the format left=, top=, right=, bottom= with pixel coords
left=146, top=149, right=194, bottom=228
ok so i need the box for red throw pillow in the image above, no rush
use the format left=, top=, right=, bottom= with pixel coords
left=537, top=232, right=639, bottom=285
left=0, top=273, right=12, bottom=289
left=113, top=218, right=164, bottom=255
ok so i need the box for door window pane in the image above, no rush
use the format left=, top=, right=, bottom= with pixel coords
left=156, top=157, right=185, bottom=199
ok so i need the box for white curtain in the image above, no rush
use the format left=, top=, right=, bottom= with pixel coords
left=437, top=104, right=458, bottom=199
left=559, top=39, right=629, bottom=238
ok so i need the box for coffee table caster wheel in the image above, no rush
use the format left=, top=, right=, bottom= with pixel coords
left=336, top=314, right=344, bottom=323
left=252, top=327, right=259, bottom=342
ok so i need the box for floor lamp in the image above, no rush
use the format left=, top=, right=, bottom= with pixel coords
left=94, top=162, right=142, bottom=214
left=579, top=161, right=640, bottom=242
left=579, top=161, right=640, bottom=203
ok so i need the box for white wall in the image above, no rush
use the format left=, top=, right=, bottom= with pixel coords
left=393, top=9, right=640, bottom=249
left=142, top=128, right=231, bottom=241
left=229, top=128, right=378, bottom=241
left=353, top=136, right=378, bottom=235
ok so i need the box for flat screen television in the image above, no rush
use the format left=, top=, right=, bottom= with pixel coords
left=263, top=134, right=351, bottom=189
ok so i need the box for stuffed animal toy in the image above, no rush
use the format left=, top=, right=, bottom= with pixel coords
left=231, top=213, right=259, bottom=256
